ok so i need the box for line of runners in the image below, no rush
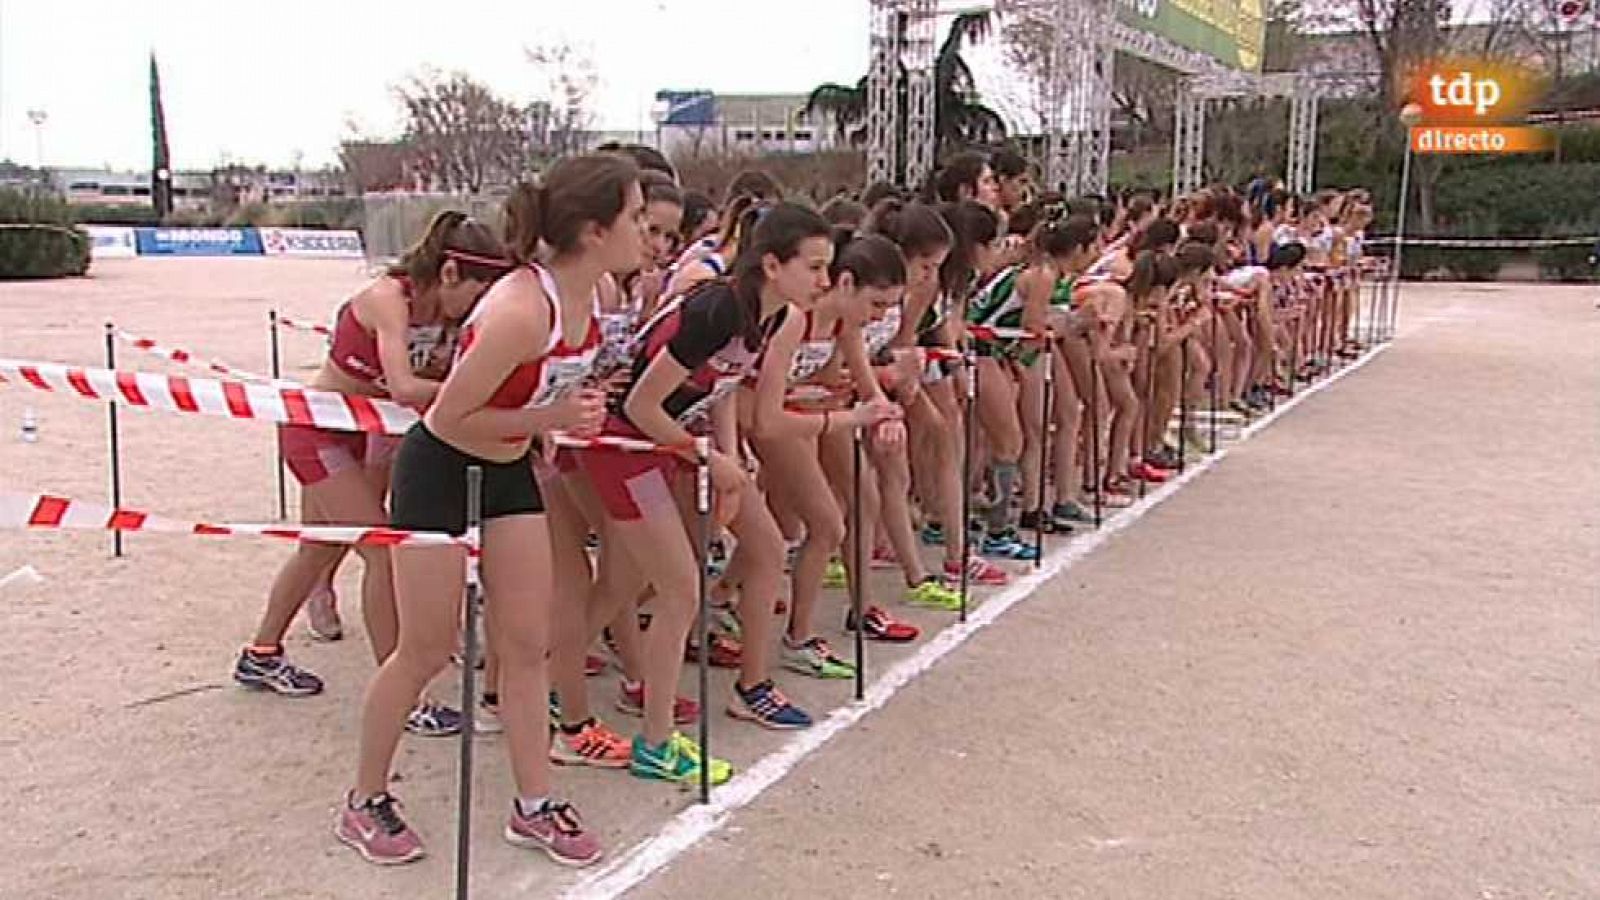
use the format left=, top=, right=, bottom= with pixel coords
left=225, top=145, right=1377, bottom=868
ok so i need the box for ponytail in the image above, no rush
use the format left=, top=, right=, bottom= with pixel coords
left=389, top=209, right=506, bottom=287
left=502, top=153, right=641, bottom=265
left=502, top=182, right=545, bottom=266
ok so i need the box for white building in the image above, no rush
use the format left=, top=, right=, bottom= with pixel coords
left=653, top=91, right=835, bottom=157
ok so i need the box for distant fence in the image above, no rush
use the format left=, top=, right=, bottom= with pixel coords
left=360, top=192, right=503, bottom=267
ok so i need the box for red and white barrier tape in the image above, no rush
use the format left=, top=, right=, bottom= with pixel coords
left=0, top=357, right=418, bottom=435
left=275, top=314, right=333, bottom=339
left=0, top=491, right=462, bottom=547
left=966, top=325, right=1047, bottom=342
left=114, top=329, right=281, bottom=385
left=0, top=356, right=683, bottom=456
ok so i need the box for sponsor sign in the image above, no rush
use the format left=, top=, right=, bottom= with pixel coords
left=259, top=227, right=364, bottom=259
left=133, top=227, right=264, bottom=256
left=82, top=225, right=137, bottom=259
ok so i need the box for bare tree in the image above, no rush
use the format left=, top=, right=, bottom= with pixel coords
left=527, top=42, right=599, bottom=158
left=395, top=69, right=531, bottom=192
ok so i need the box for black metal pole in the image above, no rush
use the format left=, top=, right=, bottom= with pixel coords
left=1178, top=334, right=1189, bottom=474
left=959, top=353, right=976, bottom=624
left=1139, top=317, right=1156, bottom=499
left=1089, top=342, right=1102, bottom=529
left=1034, top=337, right=1053, bottom=566
left=454, top=466, right=484, bottom=900
left=695, top=439, right=712, bottom=803
left=850, top=428, right=865, bottom=701
left=1208, top=304, right=1219, bottom=454
left=105, top=323, right=123, bottom=558
left=269, top=310, right=287, bottom=521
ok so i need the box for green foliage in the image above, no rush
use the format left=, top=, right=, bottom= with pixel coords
left=0, top=186, right=74, bottom=225
left=0, top=187, right=90, bottom=278
left=1534, top=243, right=1594, bottom=281
left=67, top=203, right=161, bottom=226
left=0, top=225, right=90, bottom=278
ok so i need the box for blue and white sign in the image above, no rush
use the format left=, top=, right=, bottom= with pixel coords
left=259, top=227, right=364, bottom=259
left=82, top=225, right=137, bottom=259
left=133, top=227, right=264, bottom=256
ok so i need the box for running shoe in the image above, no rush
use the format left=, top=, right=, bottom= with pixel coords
left=629, top=732, right=733, bottom=786
left=870, top=545, right=899, bottom=570
left=1128, top=461, right=1171, bottom=484
left=1052, top=501, right=1094, bottom=526
left=684, top=631, right=742, bottom=669
left=550, top=719, right=632, bottom=769
left=233, top=647, right=323, bottom=697
left=728, top=679, right=813, bottom=730
left=1147, top=446, right=1182, bottom=469
left=476, top=696, right=503, bottom=735
left=845, top=605, right=920, bottom=642
left=781, top=636, right=856, bottom=679
left=981, top=529, right=1040, bottom=561
left=907, top=576, right=967, bottom=609
left=710, top=603, right=742, bottom=640
left=585, top=653, right=607, bottom=677
left=616, top=679, right=700, bottom=725
left=941, top=558, right=1009, bottom=588
left=1095, top=483, right=1137, bottom=509
left=919, top=522, right=946, bottom=546
left=335, top=791, right=424, bottom=866
left=822, top=559, right=848, bottom=589
left=304, top=585, right=342, bottom=642
left=405, top=701, right=463, bottom=737
left=505, top=798, right=603, bottom=867
left=1019, top=509, right=1069, bottom=534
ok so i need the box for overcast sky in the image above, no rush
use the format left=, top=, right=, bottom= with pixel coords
left=0, top=0, right=902, bottom=171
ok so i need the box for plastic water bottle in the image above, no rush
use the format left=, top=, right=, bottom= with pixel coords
left=20, top=408, right=38, bottom=443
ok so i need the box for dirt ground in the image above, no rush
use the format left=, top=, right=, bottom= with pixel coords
left=0, top=261, right=1594, bottom=899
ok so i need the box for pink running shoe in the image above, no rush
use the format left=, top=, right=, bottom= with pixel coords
left=334, top=792, right=424, bottom=866
left=870, top=545, right=899, bottom=570
left=943, top=556, right=1010, bottom=587
left=505, top=799, right=603, bottom=867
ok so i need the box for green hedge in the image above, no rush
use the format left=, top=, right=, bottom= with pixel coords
left=0, top=224, right=90, bottom=278
left=0, top=187, right=90, bottom=279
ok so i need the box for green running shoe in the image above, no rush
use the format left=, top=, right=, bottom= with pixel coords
left=905, top=577, right=964, bottom=611
left=629, top=732, right=733, bottom=786
left=781, top=636, right=857, bottom=679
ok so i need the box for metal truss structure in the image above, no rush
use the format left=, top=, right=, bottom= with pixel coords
left=866, top=1, right=1374, bottom=196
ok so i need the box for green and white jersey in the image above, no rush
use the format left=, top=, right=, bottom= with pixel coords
left=965, top=265, right=1078, bottom=332
left=966, top=266, right=1025, bottom=330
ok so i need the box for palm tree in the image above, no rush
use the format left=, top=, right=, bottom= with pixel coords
left=805, top=11, right=1005, bottom=165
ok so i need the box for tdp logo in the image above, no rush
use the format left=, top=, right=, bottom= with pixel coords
left=1407, top=58, right=1544, bottom=125
left=1428, top=71, right=1501, bottom=116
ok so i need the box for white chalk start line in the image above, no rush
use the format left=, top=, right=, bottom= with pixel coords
left=0, top=564, right=44, bottom=592
left=553, top=340, right=1397, bottom=900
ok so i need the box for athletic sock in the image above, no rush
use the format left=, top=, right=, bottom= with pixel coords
left=986, top=461, right=1020, bottom=532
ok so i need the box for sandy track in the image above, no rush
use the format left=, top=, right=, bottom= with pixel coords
left=1, top=264, right=1591, bottom=899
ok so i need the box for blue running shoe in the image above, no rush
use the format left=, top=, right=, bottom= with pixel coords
left=727, top=679, right=813, bottom=730
left=981, top=529, right=1040, bottom=561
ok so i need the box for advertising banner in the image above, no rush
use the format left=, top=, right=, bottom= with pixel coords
left=1115, top=0, right=1267, bottom=73
left=82, top=225, right=137, bottom=259
left=259, top=227, right=365, bottom=259
left=133, top=227, right=264, bottom=256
